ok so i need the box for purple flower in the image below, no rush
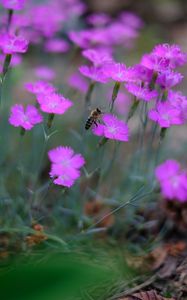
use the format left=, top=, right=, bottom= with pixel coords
left=119, top=12, right=144, bottom=29
left=126, top=83, right=158, bottom=101
left=9, top=104, right=43, bottom=130
left=48, top=146, right=85, bottom=187
left=126, top=64, right=153, bottom=84
left=2, top=0, right=25, bottom=10
left=30, top=3, right=64, bottom=38
left=44, top=38, right=69, bottom=53
left=34, top=66, right=56, bottom=81
left=141, top=54, right=170, bottom=72
left=92, top=114, right=129, bottom=142
left=156, top=70, right=183, bottom=89
left=103, top=62, right=129, bottom=82
left=37, top=93, right=73, bottom=115
left=155, top=160, right=187, bottom=202
left=168, top=90, right=187, bottom=122
left=152, top=44, right=187, bottom=68
left=79, top=65, right=108, bottom=83
left=0, top=33, right=29, bottom=54
left=86, top=13, right=111, bottom=27
left=148, top=102, right=182, bottom=127
left=25, top=81, right=56, bottom=95
left=82, top=48, right=113, bottom=67
left=67, top=72, right=88, bottom=93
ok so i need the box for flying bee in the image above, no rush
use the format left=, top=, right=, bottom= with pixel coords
left=85, top=108, right=102, bottom=130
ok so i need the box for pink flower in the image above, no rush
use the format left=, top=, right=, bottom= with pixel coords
left=152, top=44, right=187, bottom=68
left=48, top=146, right=85, bottom=187
left=148, top=102, right=182, bottom=128
left=156, top=70, right=183, bottom=89
left=34, top=66, right=56, bottom=81
left=126, top=83, right=158, bottom=101
left=103, top=62, right=129, bottom=82
left=9, top=104, right=43, bottom=130
left=0, top=33, right=29, bottom=54
left=67, top=72, right=88, bottom=93
left=119, top=12, right=144, bottom=29
left=44, top=38, right=69, bottom=53
left=155, top=160, right=187, bottom=202
left=92, top=114, right=129, bottom=142
left=25, top=81, right=56, bottom=95
left=82, top=48, right=113, bottom=67
left=37, top=93, right=73, bottom=114
left=2, top=0, right=25, bottom=10
left=168, top=90, right=187, bottom=122
left=126, top=65, right=153, bottom=84
left=79, top=65, right=108, bottom=83
left=141, top=54, right=170, bottom=72
left=86, top=13, right=111, bottom=27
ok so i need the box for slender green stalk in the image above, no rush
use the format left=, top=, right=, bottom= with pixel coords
left=85, top=81, right=95, bottom=110
left=47, top=113, right=55, bottom=129
left=0, top=54, right=12, bottom=107
left=110, top=81, right=120, bottom=112
left=127, top=97, right=139, bottom=121
left=7, top=9, right=13, bottom=31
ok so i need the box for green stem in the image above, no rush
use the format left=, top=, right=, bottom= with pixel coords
left=0, top=54, right=12, bottom=107
left=47, top=113, right=55, bottom=129
left=110, top=81, right=121, bottom=112
left=160, top=127, right=167, bottom=142
left=7, top=9, right=13, bottom=31
left=85, top=81, right=95, bottom=110
left=149, top=71, right=158, bottom=90
left=20, top=127, right=25, bottom=136
left=127, top=97, right=139, bottom=121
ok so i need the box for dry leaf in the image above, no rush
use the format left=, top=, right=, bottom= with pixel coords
left=120, top=290, right=175, bottom=300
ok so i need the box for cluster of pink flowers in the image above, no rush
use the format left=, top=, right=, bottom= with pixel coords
left=69, top=11, right=143, bottom=51
left=155, top=160, right=187, bottom=202
left=48, top=146, right=85, bottom=187
left=9, top=80, right=73, bottom=131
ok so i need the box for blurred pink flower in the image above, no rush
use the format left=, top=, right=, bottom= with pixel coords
left=0, top=33, right=29, bottom=54
left=30, top=3, right=64, bottom=38
left=25, top=81, right=56, bottom=95
left=86, top=13, right=111, bottom=27
left=141, top=54, right=170, bottom=72
left=155, top=160, right=187, bottom=202
left=126, top=83, right=158, bottom=101
left=2, top=0, right=25, bottom=10
left=152, top=44, right=187, bottom=69
left=156, top=70, right=183, bottom=89
left=119, top=12, right=144, bottom=29
left=148, top=102, right=182, bottom=127
left=103, top=62, right=129, bottom=82
left=37, top=93, right=73, bottom=114
left=34, top=66, right=56, bottom=80
left=48, top=146, right=85, bottom=187
left=79, top=65, right=108, bottom=83
left=67, top=72, right=88, bottom=93
left=9, top=104, right=43, bottom=130
left=126, top=65, right=153, bottom=84
left=168, top=90, right=187, bottom=122
left=92, top=114, right=129, bottom=142
left=82, top=48, right=113, bottom=67
left=44, top=38, right=69, bottom=53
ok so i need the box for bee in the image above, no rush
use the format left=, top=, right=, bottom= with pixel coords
left=85, top=108, right=102, bottom=130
